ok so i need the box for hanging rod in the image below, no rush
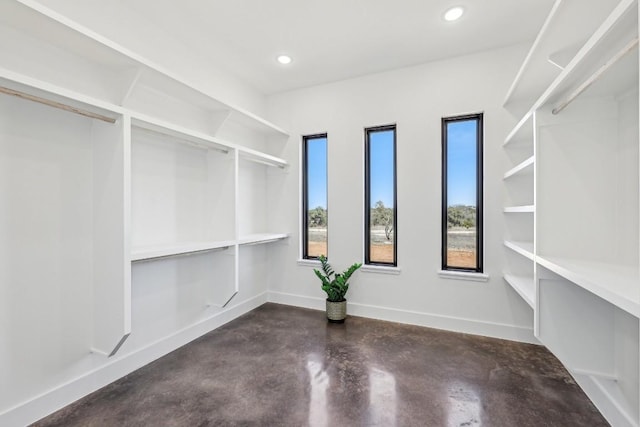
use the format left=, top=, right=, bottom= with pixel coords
left=0, top=86, right=117, bottom=123
left=552, top=37, right=638, bottom=115
left=131, top=245, right=231, bottom=263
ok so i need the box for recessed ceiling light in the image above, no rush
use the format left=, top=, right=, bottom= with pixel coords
left=444, top=6, right=464, bottom=21
left=277, top=55, right=292, bottom=65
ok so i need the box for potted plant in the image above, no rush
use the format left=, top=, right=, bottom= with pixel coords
left=314, top=255, right=362, bottom=323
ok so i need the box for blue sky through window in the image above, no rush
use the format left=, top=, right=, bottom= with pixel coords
left=447, top=120, right=477, bottom=206
left=306, top=136, right=327, bottom=209
left=369, top=129, right=394, bottom=208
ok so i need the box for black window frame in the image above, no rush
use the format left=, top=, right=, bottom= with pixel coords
left=302, top=133, right=328, bottom=260
left=441, top=113, right=483, bottom=273
left=364, top=124, right=397, bottom=266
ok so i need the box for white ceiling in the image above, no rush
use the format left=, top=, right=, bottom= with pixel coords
left=127, top=0, right=555, bottom=95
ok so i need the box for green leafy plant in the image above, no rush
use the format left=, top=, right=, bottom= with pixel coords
left=314, top=255, right=362, bottom=302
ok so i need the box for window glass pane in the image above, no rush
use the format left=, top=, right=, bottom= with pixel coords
left=305, top=136, right=327, bottom=258
left=367, top=128, right=395, bottom=265
left=446, top=119, right=478, bottom=270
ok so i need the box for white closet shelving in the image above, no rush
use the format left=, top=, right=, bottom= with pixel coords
left=0, top=0, right=290, bottom=382
left=503, top=0, right=640, bottom=425
left=503, top=111, right=536, bottom=310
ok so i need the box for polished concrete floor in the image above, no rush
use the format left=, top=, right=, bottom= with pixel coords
left=35, top=303, right=608, bottom=426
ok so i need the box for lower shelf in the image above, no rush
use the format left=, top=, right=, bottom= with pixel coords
left=503, top=274, right=535, bottom=308
left=571, top=371, right=638, bottom=427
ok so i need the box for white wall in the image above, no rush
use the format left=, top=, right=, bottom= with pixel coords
left=266, top=44, right=536, bottom=342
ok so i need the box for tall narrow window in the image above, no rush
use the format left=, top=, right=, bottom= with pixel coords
left=302, top=134, right=328, bottom=259
left=365, top=125, right=397, bottom=266
left=442, top=114, right=483, bottom=272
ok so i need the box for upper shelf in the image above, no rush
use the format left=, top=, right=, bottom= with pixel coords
left=504, top=0, right=630, bottom=115
left=538, top=0, right=637, bottom=112
left=131, top=114, right=288, bottom=168
left=0, top=0, right=289, bottom=138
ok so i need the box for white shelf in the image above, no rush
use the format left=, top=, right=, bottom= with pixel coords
left=537, top=255, right=640, bottom=318
left=504, top=0, right=625, bottom=111
left=131, top=113, right=232, bottom=153
left=504, top=274, right=535, bottom=308
left=238, top=233, right=289, bottom=246
left=504, top=205, right=535, bottom=213
left=4, top=0, right=289, bottom=137
left=131, top=240, right=235, bottom=262
left=531, top=0, right=636, bottom=114
left=504, top=112, right=534, bottom=146
left=504, top=240, right=535, bottom=261
left=238, top=147, right=288, bottom=169
left=504, top=156, right=535, bottom=179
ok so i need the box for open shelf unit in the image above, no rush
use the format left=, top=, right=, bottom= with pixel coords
left=0, top=4, right=291, bottom=413
left=503, top=1, right=640, bottom=425
left=503, top=109, right=536, bottom=312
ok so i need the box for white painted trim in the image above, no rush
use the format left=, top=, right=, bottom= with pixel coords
left=0, top=293, right=268, bottom=427
left=438, top=270, right=490, bottom=282
left=361, top=264, right=402, bottom=275
left=297, top=259, right=321, bottom=267
left=267, top=291, right=537, bottom=344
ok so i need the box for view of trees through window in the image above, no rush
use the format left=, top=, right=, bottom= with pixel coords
left=303, top=134, right=328, bottom=259
left=366, top=126, right=396, bottom=265
left=442, top=114, right=483, bottom=271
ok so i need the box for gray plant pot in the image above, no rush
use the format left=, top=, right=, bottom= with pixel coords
left=326, top=299, right=347, bottom=323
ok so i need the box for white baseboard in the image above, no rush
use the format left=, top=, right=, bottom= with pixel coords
left=0, top=292, right=268, bottom=427
left=268, top=291, right=537, bottom=344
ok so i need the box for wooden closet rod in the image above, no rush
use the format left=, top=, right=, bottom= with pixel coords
left=552, top=37, right=638, bottom=115
left=0, top=86, right=116, bottom=123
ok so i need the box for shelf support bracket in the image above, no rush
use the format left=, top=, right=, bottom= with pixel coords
left=120, top=67, right=144, bottom=106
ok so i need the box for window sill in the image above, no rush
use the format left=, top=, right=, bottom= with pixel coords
left=297, top=259, right=321, bottom=267
left=361, top=265, right=401, bottom=275
left=438, top=270, right=489, bottom=282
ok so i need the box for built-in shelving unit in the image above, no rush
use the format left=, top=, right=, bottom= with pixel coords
left=503, top=0, right=640, bottom=425
left=0, top=0, right=291, bottom=416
